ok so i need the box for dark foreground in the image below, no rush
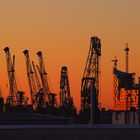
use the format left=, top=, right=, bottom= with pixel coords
left=0, top=125, right=140, bottom=140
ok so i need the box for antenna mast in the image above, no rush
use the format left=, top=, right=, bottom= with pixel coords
left=125, top=43, right=129, bottom=73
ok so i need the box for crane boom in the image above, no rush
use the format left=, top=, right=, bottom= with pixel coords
left=36, top=51, right=58, bottom=108
left=4, top=47, right=26, bottom=108
left=4, top=47, right=18, bottom=104
left=36, top=51, right=50, bottom=93
left=32, top=61, right=42, bottom=91
left=23, top=50, right=37, bottom=103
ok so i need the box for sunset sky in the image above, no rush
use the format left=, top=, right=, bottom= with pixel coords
left=0, top=0, right=140, bottom=110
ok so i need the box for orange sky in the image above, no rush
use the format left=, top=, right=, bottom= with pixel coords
left=0, top=0, right=140, bottom=110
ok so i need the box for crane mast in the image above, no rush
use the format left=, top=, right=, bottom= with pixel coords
left=36, top=51, right=56, bottom=108
left=4, top=47, right=18, bottom=105
left=59, top=66, right=75, bottom=115
left=32, top=61, right=42, bottom=91
left=32, top=61, right=45, bottom=109
left=60, top=66, right=73, bottom=106
left=4, top=47, right=26, bottom=108
left=23, top=50, right=37, bottom=104
left=80, top=37, right=101, bottom=123
left=36, top=51, right=50, bottom=94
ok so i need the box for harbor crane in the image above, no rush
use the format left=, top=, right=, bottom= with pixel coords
left=36, top=51, right=57, bottom=108
left=59, top=66, right=76, bottom=115
left=23, top=50, right=44, bottom=110
left=80, top=37, right=101, bottom=124
left=4, top=47, right=26, bottom=109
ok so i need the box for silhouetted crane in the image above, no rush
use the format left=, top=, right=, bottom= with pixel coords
left=80, top=37, right=101, bottom=124
left=59, top=66, right=76, bottom=116
left=23, top=50, right=37, bottom=103
left=4, top=47, right=26, bottom=109
left=36, top=51, right=57, bottom=108
left=4, top=47, right=17, bottom=105
left=23, top=50, right=44, bottom=110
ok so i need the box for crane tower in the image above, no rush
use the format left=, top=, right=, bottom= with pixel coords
left=59, top=66, right=75, bottom=115
left=80, top=36, right=101, bottom=123
left=4, top=47, right=25, bottom=108
left=23, top=50, right=37, bottom=104
left=37, top=51, right=57, bottom=108
left=4, top=47, right=17, bottom=105
left=60, top=66, right=70, bottom=107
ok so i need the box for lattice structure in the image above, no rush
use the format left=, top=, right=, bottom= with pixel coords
left=80, top=36, right=101, bottom=123
left=4, top=47, right=17, bottom=105
left=37, top=51, right=58, bottom=108
left=59, top=66, right=75, bottom=109
left=4, top=47, right=26, bottom=106
left=23, top=50, right=37, bottom=103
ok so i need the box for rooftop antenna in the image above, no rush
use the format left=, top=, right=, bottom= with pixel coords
left=111, top=56, right=118, bottom=69
left=125, top=43, right=129, bottom=73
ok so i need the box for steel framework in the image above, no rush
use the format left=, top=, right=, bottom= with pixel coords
left=37, top=51, right=57, bottom=108
left=59, top=66, right=75, bottom=110
left=4, top=47, right=25, bottom=106
left=80, top=37, right=101, bottom=123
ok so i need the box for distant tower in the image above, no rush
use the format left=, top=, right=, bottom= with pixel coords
left=125, top=43, right=129, bottom=73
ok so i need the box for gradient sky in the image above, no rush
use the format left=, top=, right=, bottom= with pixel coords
left=0, top=0, right=140, bottom=110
